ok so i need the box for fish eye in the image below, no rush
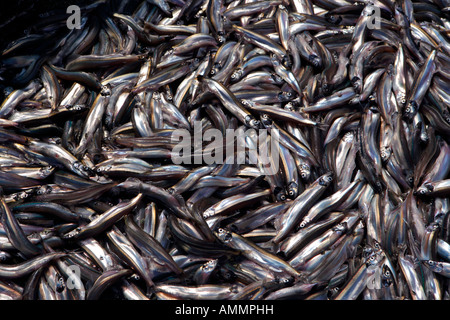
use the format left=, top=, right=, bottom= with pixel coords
left=251, top=119, right=260, bottom=127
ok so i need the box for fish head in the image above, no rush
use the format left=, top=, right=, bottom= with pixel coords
left=215, top=227, right=233, bottom=243
left=260, top=114, right=273, bottom=128
left=424, top=260, right=443, bottom=273
left=325, top=13, right=342, bottom=25
left=201, top=259, right=218, bottom=272
left=287, top=181, right=298, bottom=199
left=415, top=183, right=434, bottom=196
left=319, top=172, right=333, bottom=186
left=425, top=222, right=440, bottom=233
left=38, top=165, right=55, bottom=178
left=244, top=115, right=260, bottom=129
left=332, top=222, right=347, bottom=234
left=230, top=68, right=243, bottom=82
left=443, top=110, right=450, bottom=124
left=403, top=101, right=417, bottom=121
left=271, top=73, right=284, bottom=85
left=62, top=227, right=82, bottom=240
left=365, top=251, right=383, bottom=268
left=351, top=77, right=362, bottom=93
left=299, top=164, right=311, bottom=181
left=278, top=91, right=296, bottom=102
left=275, top=187, right=287, bottom=201
left=275, top=275, right=294, bottom=287
left=380, top=146, right=392, bottom=162
left=381, top=264, right=394, bottom=287
left=308, top=55, right=321, bottom=69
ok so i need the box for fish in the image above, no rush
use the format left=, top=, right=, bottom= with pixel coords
left=0, top=0, right=448, bottom=301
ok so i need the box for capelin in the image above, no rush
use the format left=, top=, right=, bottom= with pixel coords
left=322, top=82, right=333, bottom=95
left=309, top=55, right=321, bottom=68
left=420, top=132, right=429, bottom=143
left=365, top=251, right=382, bottom=267
left=39, top=165, right=54, bottom=177
left=406, top=172, right=414, bottom=187
left=101, top=84, right=112, bottom=96
left=299, top=164, right=311, bottom=181
left=260, top=114, right=272, bottom=127
left=287, top=181, right=298, bottom=199
left=55, top=275, right=66, bottom=293
left=217, top=33, right=226, bottom=44
left=332, top=222, right=347, bottom=234
left=276, top=190, right=287, bottom=202
left=201, top=259, right=218, bottom=272
left=380, top=146, right=392, bottom=162
left=62, top=227, right=81, bottom=240
left=298, top=218, right=309, bottom=229
left=318, top=172, right=333, bottom=186
left=397, top=93, right=407, bottom=107
left=67, top=104, right=88, bottom=112
left=116, top=177, right=143, bottom=191
left=424, top=260, right=443, bottom=273
left=325, top=14, right=342, bottom=25
left=278, top=91, right=296, bottom=102
left=381, top=265, right=394, bottom=287
left=271, top=73, right=284, bottom=85
left=230, top=69, right=243, bottom=82
left=281, top=54, right=291, bottom=68
left=284, top=102, right=295, bottom=111
left=209, top=63, right=220, bottom=76
left=425, top=222, right=440, bottom=233
left=443, top=110, right=450, bottom=124
left=403, top=101, right=417, bottom=121
left=414, top=184, right=433, bottom=196
left=35, top=185, right=53, bottom=195
left=351, top=77, right=362, bottom=93
left=246, top=117, right=260, bottom=129
left=214, top=227, right=232, bottom=242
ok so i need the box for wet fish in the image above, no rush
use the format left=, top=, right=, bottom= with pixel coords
left=0, top=0, right=448, bottom=301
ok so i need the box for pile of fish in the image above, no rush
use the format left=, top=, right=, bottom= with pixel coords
left=0, top=0, right=449, bottom=300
